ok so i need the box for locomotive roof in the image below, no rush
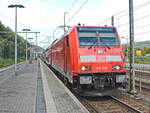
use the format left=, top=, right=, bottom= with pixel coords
left=50, top=25, right=116, bottom=46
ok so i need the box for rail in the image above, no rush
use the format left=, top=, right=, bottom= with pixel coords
left=79, top=96, right=146, bottom=113
left=111, top=96, right=144, bottom=113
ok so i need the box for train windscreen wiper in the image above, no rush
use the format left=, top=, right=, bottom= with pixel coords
left=100, top=39, right=111, bottom=49
left=88, top=31, right=110, bottom=49
left=88, top=38, right=99, bottom=49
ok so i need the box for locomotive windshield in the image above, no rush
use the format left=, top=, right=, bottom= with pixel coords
left=77, top=27, right=119, bottom=46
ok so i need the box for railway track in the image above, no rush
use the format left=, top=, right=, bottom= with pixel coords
left=44, top=61, right=150, bottom=113
left=79, top=94, right=149, bottom=113
left=126, top=68, right=150, bottom=97
left=113, top=94, right=150, bottom=113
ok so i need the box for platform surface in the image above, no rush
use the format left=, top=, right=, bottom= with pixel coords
left=0, top=61, right=47, bottom=113
left=0, top=60, right=89, bottom=113
left=40, top=60, right=89, bottom=113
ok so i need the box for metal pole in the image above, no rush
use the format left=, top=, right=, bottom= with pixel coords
left=22, top=29, right=30, bottom=64
left=129, top=0, right=136, bottom=93
left=64, top=12, right=68, bottom=34
left=126, top=38, right=129, bottom=64
left=53, top=31, right=55, bottom=40
left=8, top=4, right=25, bottom=75
left=25, top=31, right=28, bottom=62
left=35, top=32, right=37, bottom=59
left=28, top=38, right=33, bottom=63
left=34, top=32, right=40, bottom=59
left=64, top=12, right=66, bottom=34
left=30, top=39, right=31, bottom=62
left=111, top=16, right=114, bottom=26
left=15, top=7, right=17, bottom=75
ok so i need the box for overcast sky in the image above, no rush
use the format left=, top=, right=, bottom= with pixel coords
left=0, top=0, right=150, bottom=48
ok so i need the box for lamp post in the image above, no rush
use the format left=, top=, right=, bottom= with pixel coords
left=8, top=4, right=25, bottom=75
left=22, top=29, right=30, bottom=63
left=28, top=38, right=33, bottom=64
left=35, top=32, right=40, bottom=60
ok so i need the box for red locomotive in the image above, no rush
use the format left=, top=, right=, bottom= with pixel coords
left=45, top=25, right=126, bottom=96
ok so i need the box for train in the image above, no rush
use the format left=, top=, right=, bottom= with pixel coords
left=43, top=25, right=126, bottom=96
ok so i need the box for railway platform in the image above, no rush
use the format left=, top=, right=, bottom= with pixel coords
left=40, top=60, right=89, bottom=113
left=0, top=60, right=89, bottom=113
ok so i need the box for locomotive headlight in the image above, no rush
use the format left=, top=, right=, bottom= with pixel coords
left=81, top=66, right=91, bottom=71
left=112, top=65, right=120, bottom=70
left=81, top=66, right=86, bottom=71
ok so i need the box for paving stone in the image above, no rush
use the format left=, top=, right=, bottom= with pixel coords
left=0, top=61, right=46, bottom=113
left=41, top=62, right=89, bottom=113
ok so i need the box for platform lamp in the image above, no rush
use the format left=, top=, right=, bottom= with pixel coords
left=8, top=4, right=25, bottom=75
left=22, top=29, right=30, bottom=63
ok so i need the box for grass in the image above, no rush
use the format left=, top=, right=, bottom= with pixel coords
left=0, top=57, right=14, bottom=67
left=135, top=56, right=150, bottom=64
left=0, top=57, right=25, bottom=67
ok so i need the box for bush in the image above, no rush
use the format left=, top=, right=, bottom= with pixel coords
left=135, top=56, right=150, bottom=64
left=0, top=57, right=14, bottom=67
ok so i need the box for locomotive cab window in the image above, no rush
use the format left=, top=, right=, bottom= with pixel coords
left=77, top=27, right=119, bottom=47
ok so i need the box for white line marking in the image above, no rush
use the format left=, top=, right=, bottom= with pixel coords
left=40, top=60, right=58, bottom=113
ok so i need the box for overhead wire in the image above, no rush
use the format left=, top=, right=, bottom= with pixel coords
left=68, top=0, right=78, bottom=13
left=66, top=0, right=89, bottom=24
left=49, top=0, right=88, bottom=44
left=135, top=31, right=150, bottom=36
left=42, top=0, right=83, bottom=49
left=134, top=14, right=150, bottom=22
left=114, top=1, right=150, bottom=17
left=135, top=23, right=150, bottom=29
left=98, top=17, right=112, bottom=26
left=98, top=1, right=150, bottom=26
left=56, top=0, right=78, bottom=27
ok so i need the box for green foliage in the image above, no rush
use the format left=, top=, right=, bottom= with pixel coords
left=0, top=57, right=14, bottom=67
left=134, top=41, right=150, bottom=49
left=0, top=20, right=26, bottom=66
left=135, top=57, right=150, bottom=64
left=143, top=47, right=150, bottom=55
left=122, top=41, right=150, bottom=57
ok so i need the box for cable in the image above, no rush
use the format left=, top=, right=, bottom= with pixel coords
left=38, top=35, right=52, bottom=44
left=97, top=17, right=111, bottom=26
left=0, top=16, right=31, bottom=29
left=118, top=22, right=129, bottom=28
left=56, top=0, right=79, bottom=27
left=66, top=0, right=89, bottom=24
left=68, top=0, right=78, bottom=13
left=116, top=13, right=128, bottom=20
left=135, top=1, right=150, bottom=10
left=117, top=13, right=150, bottom=29
left=135, top=23, right=150, bottom=29
left=49, top=0, right=89, bottom=45
left=135, top=14, right=150, bottom=22
left=114, top=1, right=150, bottom=16
left=135, top=30, right=150, bottom=36
left=98, top=1, right=150, bottom=25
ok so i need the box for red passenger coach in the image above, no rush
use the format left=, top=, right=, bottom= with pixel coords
left=49, top=26, right=126, bottom=96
